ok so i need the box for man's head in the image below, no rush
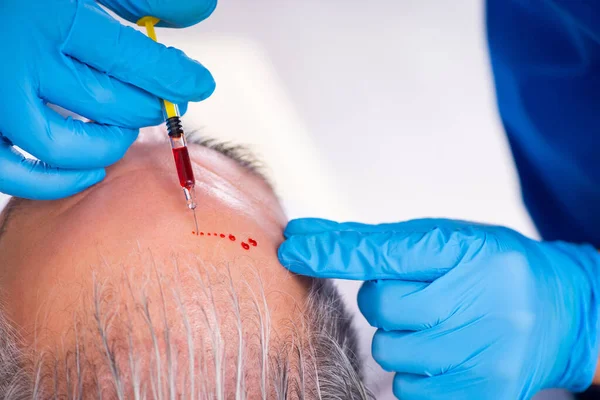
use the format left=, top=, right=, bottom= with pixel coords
left=0, top=132, right=373, bottom=398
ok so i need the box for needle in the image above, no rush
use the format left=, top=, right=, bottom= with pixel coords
left=192, top=207, right=199, bottom=235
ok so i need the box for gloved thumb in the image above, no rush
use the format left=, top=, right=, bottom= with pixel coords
left=98, top=0, right=217, bottom=28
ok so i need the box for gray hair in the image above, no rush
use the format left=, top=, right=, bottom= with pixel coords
left=0, top=299, right=32, bottom=399
left=0, top=261, right=373, bottom=399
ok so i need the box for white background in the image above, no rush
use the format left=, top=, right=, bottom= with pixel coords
left=0, top=0, right=572, bottom=398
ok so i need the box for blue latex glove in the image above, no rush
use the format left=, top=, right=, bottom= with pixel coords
left=0, top=0, right=216, bottom=200
left=279, top=218, right=600, bottom=399
left=99, top=0, right=217, bottom=28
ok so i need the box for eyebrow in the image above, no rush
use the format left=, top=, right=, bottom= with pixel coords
left=0, top=138, right=273, bottom=242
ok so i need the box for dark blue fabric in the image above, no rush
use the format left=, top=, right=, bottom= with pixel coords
left=487, top=0, right=600, bottom=245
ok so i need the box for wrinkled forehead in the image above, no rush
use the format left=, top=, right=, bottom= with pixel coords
left=0, top=135, right=286, bottom=253
left=0, top=136, right=292, bottom=324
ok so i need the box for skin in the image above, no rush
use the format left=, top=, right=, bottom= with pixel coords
left=0, top=136, right=311, bottom=394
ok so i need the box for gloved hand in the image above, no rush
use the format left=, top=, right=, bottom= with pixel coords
left=278, top=218, right=600, bottom=399
left=0, top=0, right=216, bottom=200
left=99, top=0, right=217, bottom=28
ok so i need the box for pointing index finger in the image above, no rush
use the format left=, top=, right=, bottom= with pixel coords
left=283, top=217, right=462, bottom=237
left=278, top=222, right=478, bottom=281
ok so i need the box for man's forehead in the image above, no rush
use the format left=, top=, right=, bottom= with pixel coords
left=0, top=137, right=274, bottom=241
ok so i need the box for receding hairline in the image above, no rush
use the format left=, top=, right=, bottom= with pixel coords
left=0, top=258, right=372, bottom=398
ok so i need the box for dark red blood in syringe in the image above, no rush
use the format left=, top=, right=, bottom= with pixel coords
left=229, top=234, right=236, bottom=241
left=248, top=238, right=257, bottom=246
left=241, top=242, right=250, bottom=250
left=172, top=147, right=195, bottom=189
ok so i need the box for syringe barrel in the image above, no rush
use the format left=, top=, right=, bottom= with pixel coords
left=169, top=134, right=187, bottom=150
left=171, top=136, right=195, bottom=191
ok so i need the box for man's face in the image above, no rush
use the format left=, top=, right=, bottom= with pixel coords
left=0, top=132, right=364, bottom=398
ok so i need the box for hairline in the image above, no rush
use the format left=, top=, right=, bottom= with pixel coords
left=0, top=268, right=372, bottom=398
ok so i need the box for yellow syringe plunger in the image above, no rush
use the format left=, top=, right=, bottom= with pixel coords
left=136, top=16, right=179, bottom=120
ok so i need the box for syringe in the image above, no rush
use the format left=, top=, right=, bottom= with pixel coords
left=137, top=16, right=199, bottom=234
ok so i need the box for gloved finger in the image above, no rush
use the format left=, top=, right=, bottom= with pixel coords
left=62, top=2, right=215, bottom=104
left=98, top=0, right=218, bottom=28
left=358, top=280, right=454, bottom=331
left=373, top=321, right=494, bottom=375
left=393, top=371, right=496, bottom=400
left=372, top=329, right=452, bottom=376
left=393, top=373, right=449, bottom=400
left=4, top=98, right=138, bottom=169
left=178, top=102, right=189, bottom=116
left=0, top=142, right=105, bottom=200
left=284, top=218, right=453, bottom=238
left=284, top=218, right=337, bottom=237
left=392, top=373, right=429, bottom=400
left=41, top=57, right=163, bottom=129
left=279, top=221, right=483, bottom=281
left=283, top=218, right=481, bottom=238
